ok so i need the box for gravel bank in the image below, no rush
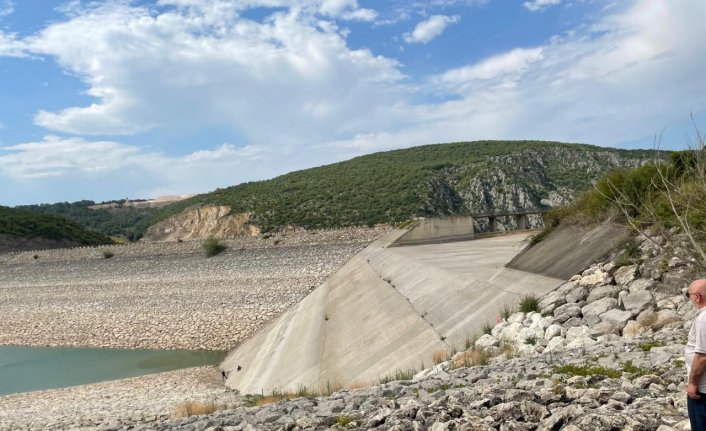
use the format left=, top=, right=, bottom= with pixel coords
left=0, top=366, right=242, bottom=431
left=0, top=227, right=388, bottom=350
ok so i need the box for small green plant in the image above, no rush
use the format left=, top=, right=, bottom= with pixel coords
left=552, top=364, right=621, bottom=379
left=525, top=336, right=537, bottom=346
left=518, top=294, right=541, bottom=313
left=499, top=303, right=515, bottom=320
left=336, top=416, right=360, bottom=427
left=622, top=360, right=650, bottom=376
left=202, top=236, right=227, bottom=257
left=102, top=250, right=114, bottom=259
left=380, top=368, right=417, bottom=385
left=481, top=321, right=493, bottom=335
left=637, top=341, right=665, bottom=352
left=33, top=254, right=39, bottom=260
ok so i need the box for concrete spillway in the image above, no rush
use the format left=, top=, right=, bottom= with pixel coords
left=221, top=230, right=562, bottom=394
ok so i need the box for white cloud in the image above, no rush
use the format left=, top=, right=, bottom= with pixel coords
left=523, top=0, right=562, bottom=12
left=0, top=30, right=28, bottom=57
left=13, top=2, right=401, bottom=140
left=335, top=0, right=706, bottom=151
left=0, top=0, right=14, bottom=17
left=403, top=15, right=460, bottom=44
left=0, top=136, right=265, bottom=195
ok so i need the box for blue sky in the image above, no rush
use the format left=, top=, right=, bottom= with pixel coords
left=0, top=0, right=704, bottom=205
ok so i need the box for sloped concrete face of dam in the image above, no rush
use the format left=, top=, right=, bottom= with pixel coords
left=221, top=231, right=562, bottom=394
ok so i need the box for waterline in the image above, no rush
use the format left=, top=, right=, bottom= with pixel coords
left=0, top=345, right=225, bottom=396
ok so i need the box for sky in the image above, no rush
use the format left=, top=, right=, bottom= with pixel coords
left=0, top=0, right=704, bottom=206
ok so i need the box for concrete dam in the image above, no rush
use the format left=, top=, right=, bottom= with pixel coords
left=221, top=218, right=563, bottom=394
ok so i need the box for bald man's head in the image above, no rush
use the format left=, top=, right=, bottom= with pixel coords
left=690, top=279, right=706, bottom=296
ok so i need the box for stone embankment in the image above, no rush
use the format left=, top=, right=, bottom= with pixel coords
left=0, top=227, right=388, bottom=350
left=124, top=230, right=699, bottom=430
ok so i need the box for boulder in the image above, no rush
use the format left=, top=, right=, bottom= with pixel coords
left=544, top=324, right=562, bottom=340
left=499, top=322, right=524, bottom=341
left=656, top=295, right=685, bottom=310
left=653, top=309, right=679, bottom=329
left=564, top=285, right=589, bottom=304
left=475, top=334, right=499, bottom=350
left=628, top=278, right=655, bottom=293
left=621, top=291, right=653, bottom=315
left=590, top=321, right=618, bottom=337
left=614, top=264, right=639, bottom=286
left=544, top=336, right=566, bottom=353
left=539, top=291, right=566, bottom=314
left=581, top=297, right=618, bottom=325
left=622, top=320, right=646, bottom=339
left=599, top=309, right=633, bottom=331
left=578, top=270, right=612, bottom=287
left=507, top=312, right=525, bottom=324
left=553, top=303, right=582, bottom=324
left=586, top=285, right=618, bottom=303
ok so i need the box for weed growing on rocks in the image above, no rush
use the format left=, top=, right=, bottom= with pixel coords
left=432, top=350, right=447, bottom=365
left=335, top=415, right=360, bottom=427
left=637, top=340, right=666, bottom=351
left=553, top=363, right=621, bottom=379
left=102, top=250, right=114, bottom=259
left=481, top=321, right=493, bottom=335
left=499, top=303, right=515, bottom=320
left=518, top=294, right=541, bottom=313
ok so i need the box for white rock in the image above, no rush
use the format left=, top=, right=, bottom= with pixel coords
left=565, top=325, right=592, bottom=342
left=581, top=297, right=618, bottom=325
left=539, top=291, right=566, bottom=314
left=622, top=321, right=646, bottom=339
left=499, top=322, right=524, bottom=340
left=628, top=278, right=655, bottom=293
left=544, top=324, right=563, bottom=340
left=622, top=291, right=653, bottom=315
left=507, top=312, right=525, bottom=324
left=599, top=309, right=633, bottom=331
left=475, top=334, right=499, bottom=350
left=586, top=285, right=618, bottom=303
left=544, top=336, right=566, bottom=353
left=578, top=270, right=612, bottom=287
left=614, top=264, right=639, bottom=285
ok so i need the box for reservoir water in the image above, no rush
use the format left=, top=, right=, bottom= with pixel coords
left=0, top=346, right=226, bottom=396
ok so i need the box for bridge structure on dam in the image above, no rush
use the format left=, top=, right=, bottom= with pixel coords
left=391, top=209, right=547, bottom=247
left=471, top=208, right=548, bottom=232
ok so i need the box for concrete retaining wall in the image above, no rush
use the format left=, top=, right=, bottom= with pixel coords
left=391, top=216, right=474, bottom=247
left=221, top=231, right=562, bottom=394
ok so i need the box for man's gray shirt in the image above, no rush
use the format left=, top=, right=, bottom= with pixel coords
left=686, top=308, right=706, bottom=392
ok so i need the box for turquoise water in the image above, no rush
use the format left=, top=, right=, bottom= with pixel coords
left=0, top=346, right=226, bottom=396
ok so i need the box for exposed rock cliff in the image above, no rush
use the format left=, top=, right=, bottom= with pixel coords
left=144, top=206, right=260, bottom=241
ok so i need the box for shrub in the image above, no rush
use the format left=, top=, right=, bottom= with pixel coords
left=173, top=401, right=221, bottom=418
left=552, top=363, right=621, bottom=379
left=202, top=236, right=227, bottom=257
left=102, top=250, right=114, bottom=259
left=518, top=294, right=541, bottom=313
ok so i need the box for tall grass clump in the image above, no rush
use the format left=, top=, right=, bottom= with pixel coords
left=518, top=294, right=541, bottom=313
left=202, top=236, right=227, bottom=257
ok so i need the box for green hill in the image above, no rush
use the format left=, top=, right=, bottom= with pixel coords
left=17, top=200, right=161, bottom=241
left=0, top=206, right=113, bottom=251
left=140, top=140, right=657, bottom=235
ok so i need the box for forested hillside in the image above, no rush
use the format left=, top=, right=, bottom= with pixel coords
left=140, top=140, right=656, bottom=234
left=18, top=200, right=160, bottom=241
left=0, top=206, right=113, bottom=251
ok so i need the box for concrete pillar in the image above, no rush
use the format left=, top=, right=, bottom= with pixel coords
left=489, top=217, right=497, bottom=232
left=515, top=214, right=527, bottom=230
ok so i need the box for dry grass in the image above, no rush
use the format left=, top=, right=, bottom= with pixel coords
left=432, top=350, right=447, bottom=365
left=173, top=401, right=221, bottom=418
left=450, top=349, right=490, bottom=369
